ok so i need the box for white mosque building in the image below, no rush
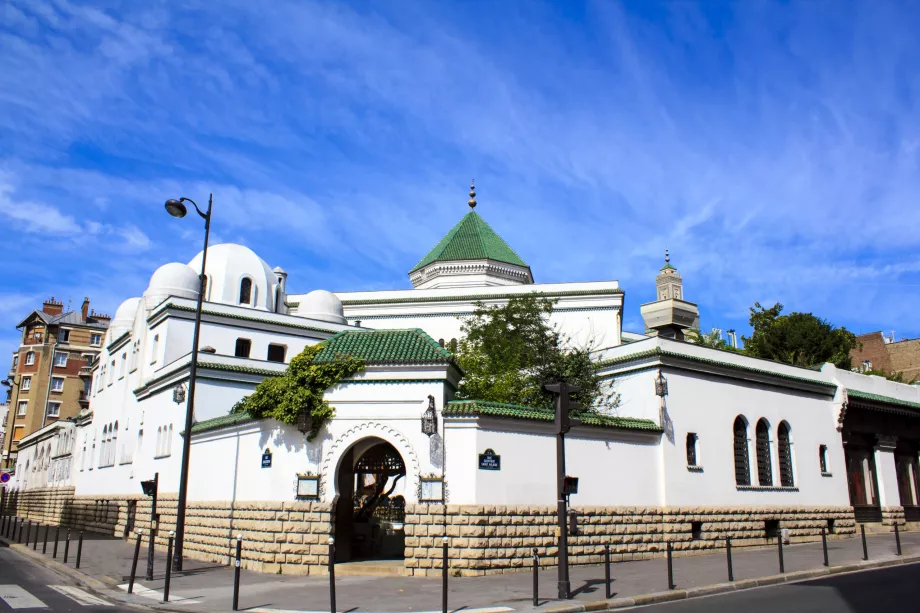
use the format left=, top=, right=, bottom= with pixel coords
left=5, top=185, right=920, bottom=576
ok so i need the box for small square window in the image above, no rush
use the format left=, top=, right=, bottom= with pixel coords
left=17, top=401, right=27, bottom=416
left=47, top=402, right=61, bottom=418
left=21, top=376, right=31, bottom=391
left=25, top=351, right=35, bottom=366
left=235, top=338, right=252, bottom=358
left=51, top=377, right=65, bottom=392
left=54, top=352, right=68, bottom=367
left=59, top=330, right=70, bottom=343
left=267, top=344, right=286, bottom=363
left=12, top=355, right=19, bottom=367
left=90, top=333, right=102, bottom=346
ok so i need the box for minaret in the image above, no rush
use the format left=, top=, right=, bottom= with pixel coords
left=640, top=250, right=700, bottom=340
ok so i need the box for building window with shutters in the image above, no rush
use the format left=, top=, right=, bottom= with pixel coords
left=686, top=433, right=699, bottom=467
left=733, top=416, right=750, bottom=486
left=235, top=338, right=252, bottom=358
left=756, top=418, right=773, bottom=486
left=777, top=421, right=794, bottom=487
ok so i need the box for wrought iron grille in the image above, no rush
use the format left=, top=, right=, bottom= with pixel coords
left=756, top=419, right=773, bottom=486
left=733, top=417, right=750, bottom=486
left=778, top=422, right=794, bottom=487
left=354, top=444, right=405, bottom=476
left=686, top=433, right=697, bottom=466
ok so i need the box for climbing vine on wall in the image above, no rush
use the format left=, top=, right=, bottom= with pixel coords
left=230, top=343, right=365, bottom=440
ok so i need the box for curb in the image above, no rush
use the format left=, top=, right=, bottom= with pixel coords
left=535, top=554, right=920, bottom=612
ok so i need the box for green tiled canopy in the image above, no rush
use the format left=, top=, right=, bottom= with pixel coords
left=411, top=211, right=529, bottom=273
left=314, top=329, right=454, bottom=365
left=444, top=399, right=661, bottom=432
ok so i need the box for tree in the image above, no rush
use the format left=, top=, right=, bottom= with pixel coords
left=231, top=343, right=365, bottom=440
left=686, top=328, right=738, bottom=352
left=453, top=295, right=614, bottom=411
left=741, top=302, right=858, bottom=369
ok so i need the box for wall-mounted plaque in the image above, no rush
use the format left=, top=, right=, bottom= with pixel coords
left=479, top=448, right=501, bottom=471
left=261, top=449, right=272, bottom=468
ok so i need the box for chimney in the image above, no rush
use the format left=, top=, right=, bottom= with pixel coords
left=81, top=297, right=90, bottom=322
left=42, top=297, right=64, bottom=316
left=89, top=309, right=111, bottom=324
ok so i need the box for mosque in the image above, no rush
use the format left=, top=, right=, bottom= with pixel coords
left=5, top=184, right=920, bottom=576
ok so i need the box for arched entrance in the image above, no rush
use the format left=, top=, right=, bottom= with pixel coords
left=334, top=438, right=407, bottom=562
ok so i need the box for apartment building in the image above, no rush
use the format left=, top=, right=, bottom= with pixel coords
left=2, top=297, right=109, bottom=469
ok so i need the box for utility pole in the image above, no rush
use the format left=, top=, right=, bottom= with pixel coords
left=544, top=382, right=582, bottom=600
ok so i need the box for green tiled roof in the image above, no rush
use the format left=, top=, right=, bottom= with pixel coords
left=444, top=400, right=661, bottom=432
left=188, top=411, right=260, bottom=435
left=848, top=389, right=920, bottom=411
left=314, top=329, right=454, bottom=365
left=410, top=211, right=528, bottom=272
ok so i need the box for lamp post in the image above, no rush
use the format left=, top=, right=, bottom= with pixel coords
left=164, top=194, right=212, bottom=571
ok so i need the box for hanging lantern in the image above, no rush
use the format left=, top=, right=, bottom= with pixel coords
left=296, top=410, right=313, bottom=435
left=421, top=395, right=438, bottom=437
left=172, top=383, right=187, bottom=405
left=654, top=370, right=669, bottom=398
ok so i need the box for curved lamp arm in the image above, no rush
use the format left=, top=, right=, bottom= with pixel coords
left=178, top=197, right=209, bottom=221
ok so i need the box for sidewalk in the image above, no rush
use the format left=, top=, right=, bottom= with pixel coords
left=2, top=516, right=920, bottom=613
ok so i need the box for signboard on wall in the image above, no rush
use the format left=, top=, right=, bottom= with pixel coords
left=478, top=449, right=501, bottom=471
left=261, top=449, right=272, bottom=468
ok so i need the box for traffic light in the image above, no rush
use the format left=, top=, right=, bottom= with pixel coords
left=545, top=381, right=583, bottom=434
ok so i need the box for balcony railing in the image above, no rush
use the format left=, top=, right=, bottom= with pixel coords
left=79, top=366, right=93, bottom=377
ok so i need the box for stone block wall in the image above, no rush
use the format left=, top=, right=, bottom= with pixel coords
left=2, top=489, right=333, bottom=575
left=402, top=505, right=858, bottom=576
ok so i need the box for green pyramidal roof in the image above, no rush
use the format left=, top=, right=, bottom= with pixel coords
left=411, top=211, right=529, bottom=273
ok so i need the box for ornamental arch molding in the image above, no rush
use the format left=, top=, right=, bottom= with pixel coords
left=320, top=421, right=421, bottom=503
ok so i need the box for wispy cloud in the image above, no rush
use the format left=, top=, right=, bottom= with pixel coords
left=1, top=0, right=920, bottom=365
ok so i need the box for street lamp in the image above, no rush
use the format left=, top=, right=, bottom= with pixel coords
left=164, top=194, right=212, bottom=571
left=421, top=395, right=438, bottom=437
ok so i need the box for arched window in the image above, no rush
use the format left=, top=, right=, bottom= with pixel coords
left=239, top=277, right=252, bottom=305
left=686, top=433, right=698, bottom=466
left=777, top=421, right=794, bottom=487
left=733, top=416, right=750, bottom=486
left=112, top=421, right=119, bottom=465
left=819, top=445, right=828, bottom=474
left=167, top=424, right=173, bottom=455
left=201, top=275, right=210, bottom=301
left=756, top=418, right=773, bottom=486
left=156, top=427, right=163, bottom=457
left=101, top=426, right=108, bottom=466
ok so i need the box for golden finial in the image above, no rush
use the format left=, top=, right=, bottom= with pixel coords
left=468, top=178, right=477, bottom=209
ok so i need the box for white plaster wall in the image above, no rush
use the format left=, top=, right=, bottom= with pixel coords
left=874, top=449, right=901, bottom=507
left=660, top=369, right=851, bottom=507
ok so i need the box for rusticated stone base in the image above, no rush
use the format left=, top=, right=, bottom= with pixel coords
left=402, top=505, right=858, bottom=576
left=881, top=506, right=906, bottom=527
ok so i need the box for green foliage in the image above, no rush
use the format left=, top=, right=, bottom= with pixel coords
left=230, top=343, right=365, bottom=440
left=741, top=302, right=858, bottom=369
left=453, top=295, right=614, bottom=411
left=685, top=328, right=739, bottom=352
left=863, top=369, right=916, bottom=384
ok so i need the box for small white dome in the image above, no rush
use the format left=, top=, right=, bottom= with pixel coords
left=107, top=297, right=142, bottom=341
left=188, top=243, right=278, bottom=311
left=144, top=262, right=199, bottom=308
left=299, top=289, right=346, bottom=324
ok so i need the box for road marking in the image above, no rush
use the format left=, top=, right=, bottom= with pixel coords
left=246, top=607, right=514, bottom=613
left=116, top=583, right=201, bottom=604
left=0, top=585, right=48, bottom=609
left=47, top=585, right=112, bottom=606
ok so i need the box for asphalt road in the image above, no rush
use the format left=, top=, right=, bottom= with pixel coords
left=0, top=542, right=134, bottom=612
left=633, top=562, right=920, bottom=612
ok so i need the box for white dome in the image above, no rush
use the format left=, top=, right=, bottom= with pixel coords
left=188, top=243, right=278, bottom=311
left=144, top=262, right=199, bottom=308
left=108, top=297, right=142, bottom=340
left=299, top=289, right=346, bottom=324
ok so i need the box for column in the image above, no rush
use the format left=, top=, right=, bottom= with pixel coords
left=874, top=435, right=902, bottom=524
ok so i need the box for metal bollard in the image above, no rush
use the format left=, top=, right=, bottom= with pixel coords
left=726, top=538, right=733, bottom=582
left=53, top=526, right=60, bottom=558
left=1, top=514, right=6, bottom=537
left=64, top=529, right=71, bottom=564
left=666, top=541, right=674, bottom=590
left=146, top=522, right=156, bottom=581
left=76, top=531, right=84, bottom=569
left=821, top=527, right=828, bottom=567
left=328, top=537, right=336, bottom=613
left=604, top=543, right=612, bottom=599
left=532, top=547, right=539, bottom=607
left=163, top=532, right=174, bottom=603
left=21, top=519, right=29, bottom=544
left=232, top=534, right=242, bottom=611
left=777, top=534, right=784, bottom=574
left=128, top=530, right=143, bottom=594
left=894, top=523, right=902, bottom=556
left=442, top=536, right=449, bottom=613
left=861, top=524, right=868, bottom=561
left=42, top=525, right=49, bottom=554
left=33, top=523, right=39, bottom=550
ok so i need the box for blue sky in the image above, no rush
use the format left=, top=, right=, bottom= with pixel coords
left=2, top=0, right=920, bottom=363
